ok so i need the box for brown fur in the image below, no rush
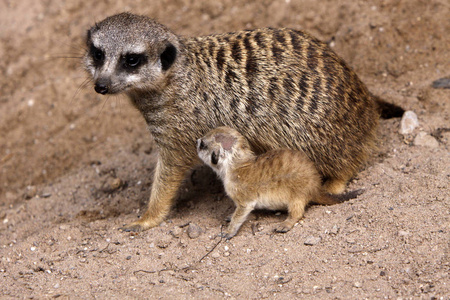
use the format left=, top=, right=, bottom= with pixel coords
left=197, top=127, right=360, bottom=239
left=83, top=13, right=400, bottom=232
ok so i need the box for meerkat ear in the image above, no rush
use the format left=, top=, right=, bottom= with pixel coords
left=211, top=150, right=219, bottom=165
left=160, top=43, right=177, bottom=71
left=215, top=134, right=237, bottom=151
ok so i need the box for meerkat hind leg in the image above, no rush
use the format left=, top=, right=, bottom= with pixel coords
left=323, top=177, right=348, bottom=194
left=274, top=201, right=306, bottom=233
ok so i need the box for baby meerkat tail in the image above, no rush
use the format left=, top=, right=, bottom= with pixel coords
left=314, top=189, right=365, bottom=205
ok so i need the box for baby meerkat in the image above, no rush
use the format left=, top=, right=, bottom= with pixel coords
left=84, top=13, right=402, bottom=232
left=197, top=127, right=361, bottom=239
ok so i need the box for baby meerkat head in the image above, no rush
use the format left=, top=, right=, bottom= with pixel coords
left=84, top=12, right=180, bottom=95
left=197, top=127, right=253, bottom=176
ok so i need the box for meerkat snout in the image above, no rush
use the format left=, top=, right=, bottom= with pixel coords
left=94, top=79, right=111, bottom=95
left=197, top=138, right=221, bottom=167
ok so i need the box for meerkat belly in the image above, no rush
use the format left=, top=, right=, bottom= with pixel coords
left=253, top=195, right=289, bottom=211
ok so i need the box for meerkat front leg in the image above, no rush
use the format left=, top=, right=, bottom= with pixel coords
left=224, top=202, right=255, bottom=239
left=121, top=153, right=191, bottom=232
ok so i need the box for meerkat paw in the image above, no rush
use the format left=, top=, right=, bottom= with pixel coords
left=218, top=231, right=236, bottom=240
left=224, top=214, right=232, bottom=222
left=119, top=219, right=157, bottom=232
left=273, top=222, right=295, bottom=233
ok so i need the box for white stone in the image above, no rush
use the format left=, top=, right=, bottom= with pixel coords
left=304, top=236, right=321, bottom=245
left=399, top=110, right=419, bottom=135
left=414, top=132, right=439, bottom=148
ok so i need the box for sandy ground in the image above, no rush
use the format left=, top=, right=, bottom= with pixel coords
left=1, top=0, right=449, bottom=298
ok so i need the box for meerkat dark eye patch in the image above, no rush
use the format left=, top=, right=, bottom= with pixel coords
left=90, top=45, right=105, bottom=66
left=123, top=53, right=147, bottom=70
left=160, top=43, right=177, bottom=71
left=211, top=150, right=219, bottom=165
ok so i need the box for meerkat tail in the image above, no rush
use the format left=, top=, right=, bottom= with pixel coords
left=371, top=94, right=405, bottom=119
left=314, top=189, right=365, bottom=205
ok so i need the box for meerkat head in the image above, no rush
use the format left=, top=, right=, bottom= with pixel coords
left=197, top=127, right=253, bottom=178
left=84, top=12, right=180, bottom=95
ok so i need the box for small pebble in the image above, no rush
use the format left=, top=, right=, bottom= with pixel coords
left=399, top=111, right=419, bottom=135
left=170, top=226, right=183, bottom=238
left=109, top=178, right=123, bottom=190
left=330, top=225, right=339, bottom=235
left=354, top=281, right=362, bottom=288
left=398, top=230, right=410, bottom=236
left=346, top=238, right=356, bottom=244
left=414, top=132, right=439, bottom=148
left=24, top=186, right=37, bottom=199
left=211, top=252, right=220, bottom=258
left=59, top=225, right=69, bottom=230
left=156, top=241, right=169, bottom=249
left=101, top=177, right=124, bottom=193
left=432, top=77, right=450, bottom=89
left=304, top=236, right=321, bottom=245
left=187, top=223, right=203, bottom=239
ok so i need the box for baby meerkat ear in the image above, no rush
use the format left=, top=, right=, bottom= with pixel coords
left=215, top=134, right=237, bottom=151
left=160, top=43, right=177, bottom=71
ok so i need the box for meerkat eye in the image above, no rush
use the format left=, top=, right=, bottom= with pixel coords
left=211, top=151, right=219, bottom=165
left=125, top=54, right=140, bottom=67
left=123, top=53, right=147, bottom=70
left=90, top=45, right=104, bottom=65
left=199, top=140, right=207, bottom=150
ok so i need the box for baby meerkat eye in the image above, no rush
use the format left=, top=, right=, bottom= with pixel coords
left=211, top=151, right=219, bottom=165
left=199, top=140, right=207, bottom=150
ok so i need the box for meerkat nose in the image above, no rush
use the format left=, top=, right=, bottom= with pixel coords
left=94, top=82, right=109, bottom=95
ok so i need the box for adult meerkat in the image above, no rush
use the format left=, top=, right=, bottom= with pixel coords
left=197, top=126, right=361, bottom=239
left=83, top=13, right=403, bottom=232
